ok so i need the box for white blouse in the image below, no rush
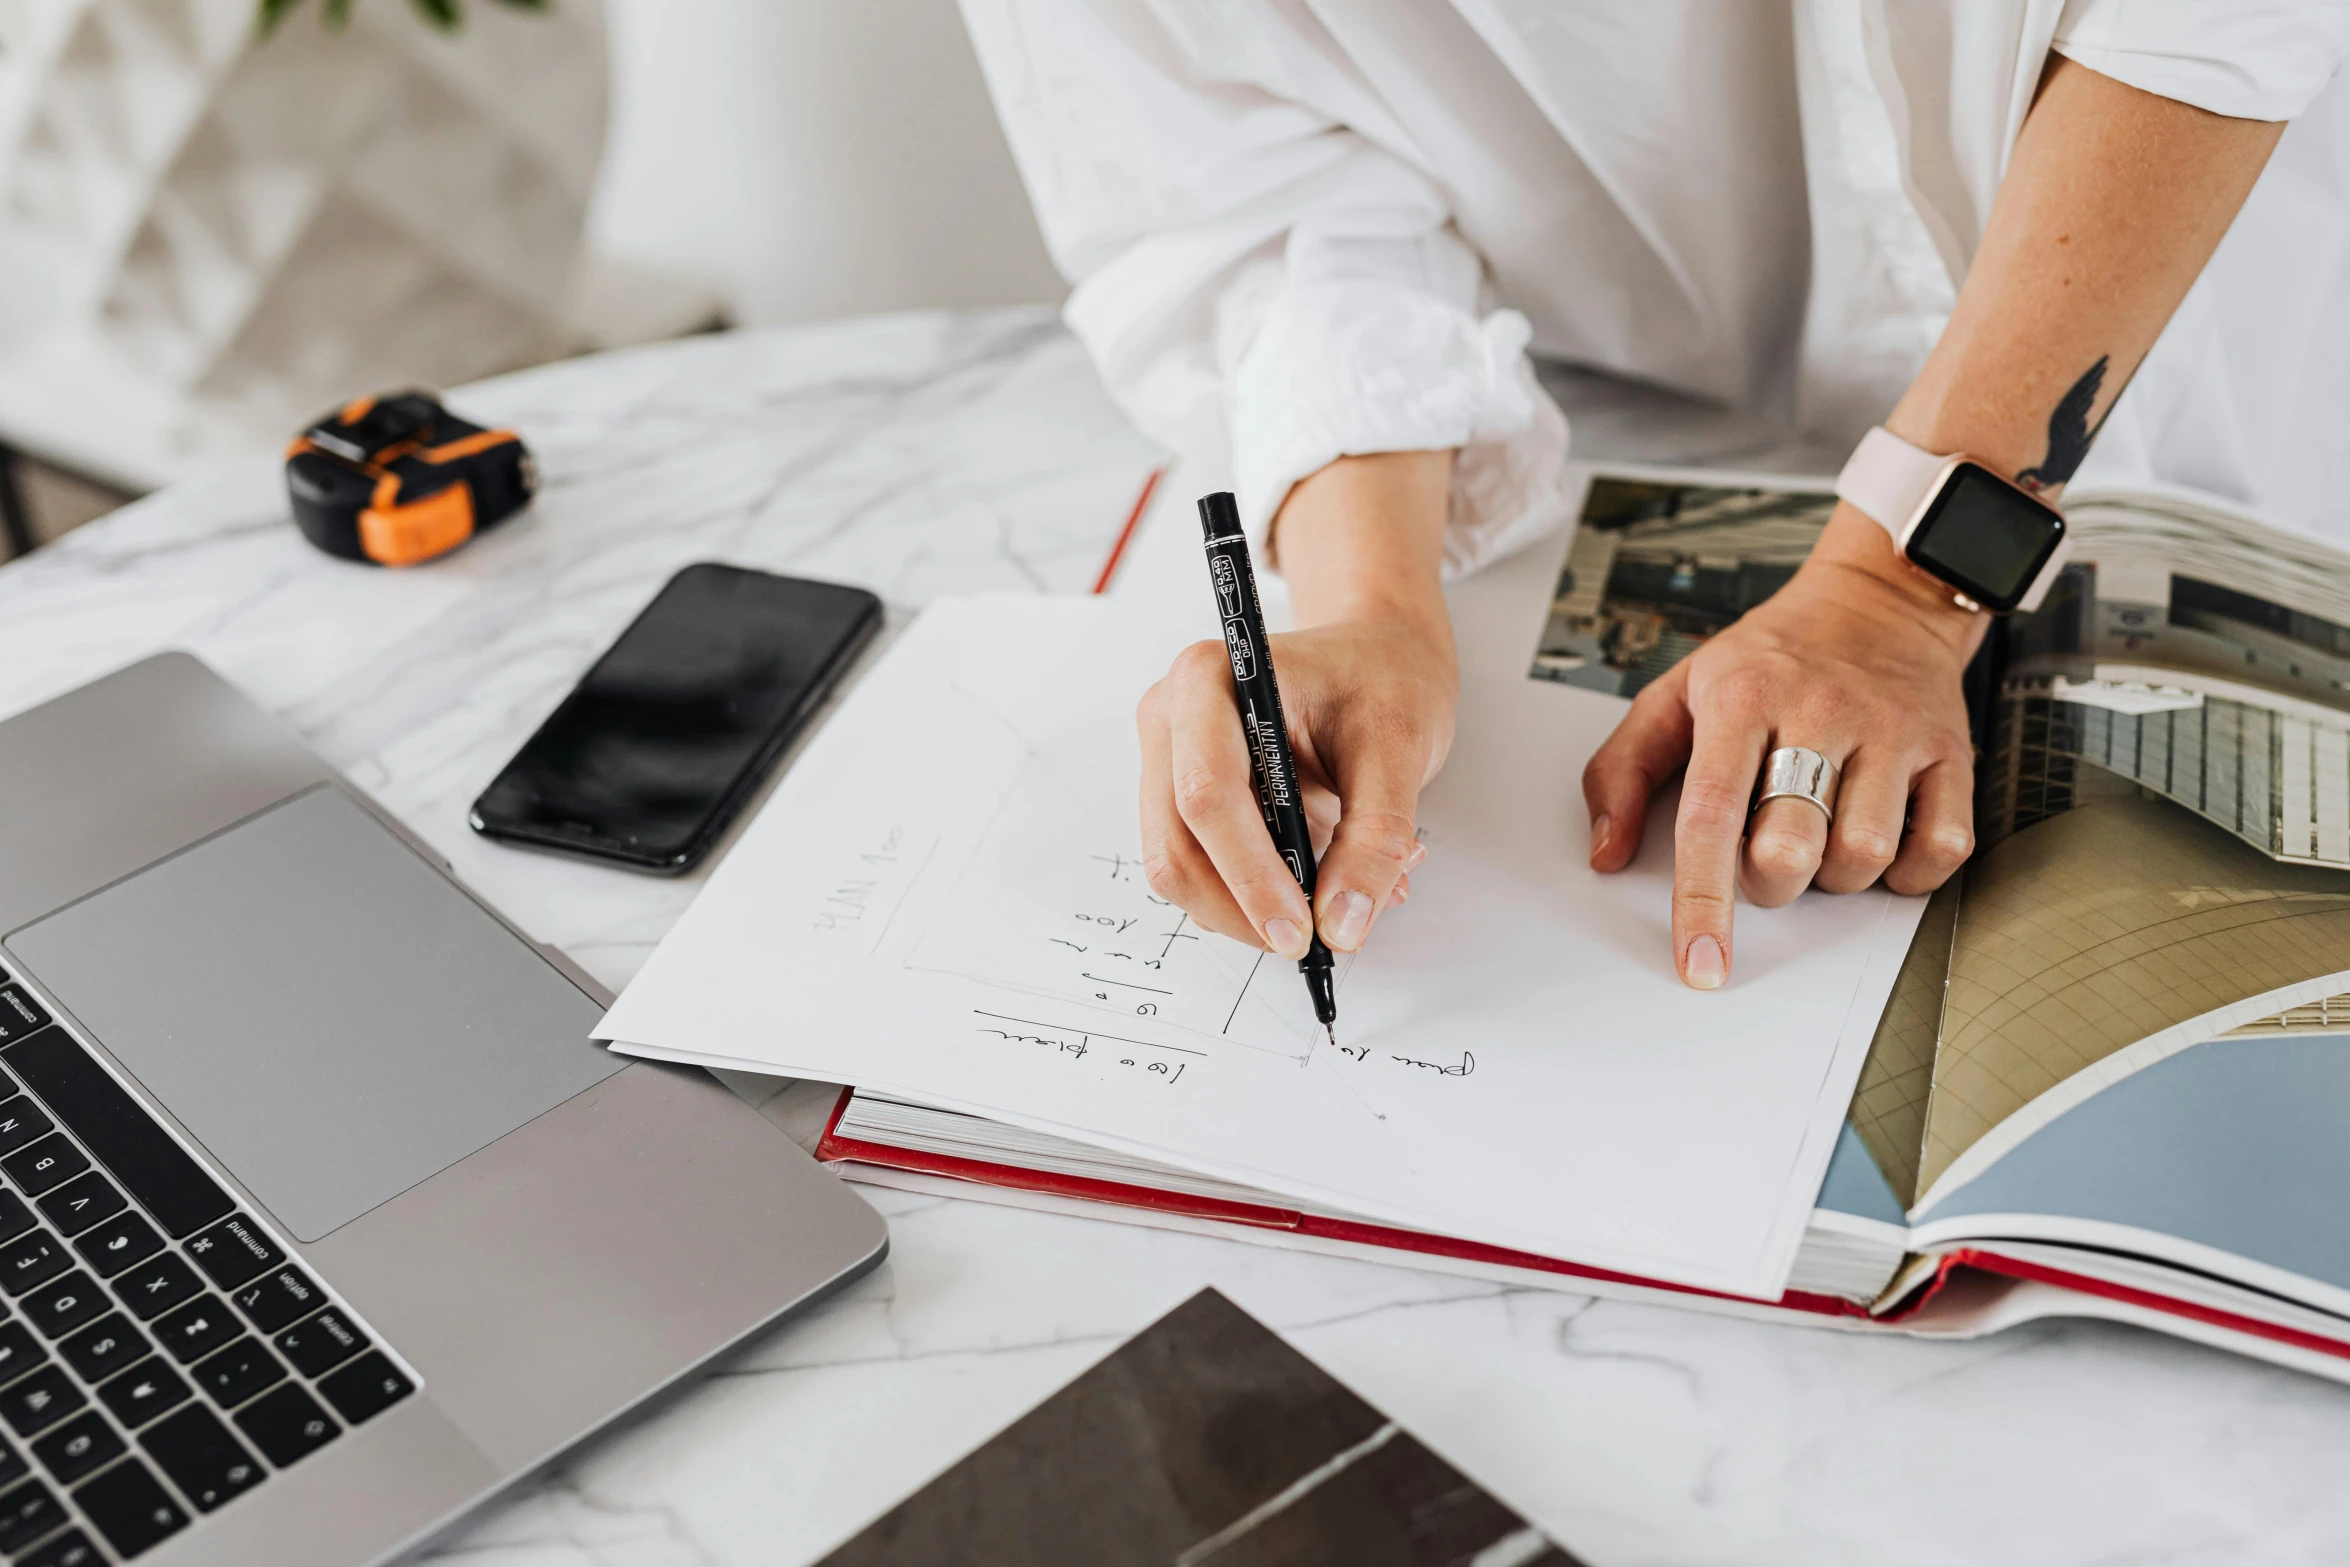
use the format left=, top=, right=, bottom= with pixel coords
left=958, top=0, right=2350, bottom=572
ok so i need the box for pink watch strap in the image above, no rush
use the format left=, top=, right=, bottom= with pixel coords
left=1834, top=426, right=1946, bottom=539
left=1832, top=426, right=2070, bottom=612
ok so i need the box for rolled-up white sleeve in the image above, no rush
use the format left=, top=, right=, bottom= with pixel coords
left=958, top=0, right=1569, bottom=577
left=2054, top=0, right=2350, bottom=120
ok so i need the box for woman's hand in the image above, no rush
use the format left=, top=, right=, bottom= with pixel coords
left=1581, top=58, right=2284, bottom=990
left=1138, top=615, right=1449, bottom=957
left=1582, top=501, right=1986, bottom=989
left=1137, top=451, right=1455, bottom=960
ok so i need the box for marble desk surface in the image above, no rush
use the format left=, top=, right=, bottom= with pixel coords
left=4, top=308, right=2349, bottom=1567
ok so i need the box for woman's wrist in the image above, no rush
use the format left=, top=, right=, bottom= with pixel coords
left=1804, top=502, right=1989, bottom=660
left=1307, top=576, right=1452, bottom=650
left=1271, top=450, right=1456, bottom=648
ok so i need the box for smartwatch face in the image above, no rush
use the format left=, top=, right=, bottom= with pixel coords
left=1902, top=462, right=2066, bottom=613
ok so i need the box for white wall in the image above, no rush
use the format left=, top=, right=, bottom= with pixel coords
left=589, top=0, right=1065, bottom=328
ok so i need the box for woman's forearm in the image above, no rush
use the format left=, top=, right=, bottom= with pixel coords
left=1891, top=55, right=2283, bottom=489
left=1584, top=53, right=2286, bottom=988
left=1741, top=54, right=2288, bottom=721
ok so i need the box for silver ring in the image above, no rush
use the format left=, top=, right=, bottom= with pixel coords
left=1755, top=746, right=1841, bottom=823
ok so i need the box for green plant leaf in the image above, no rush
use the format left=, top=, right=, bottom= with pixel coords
left=409, top=0, right=462, bottom=29
left=254, top=0, right=304, bottom=37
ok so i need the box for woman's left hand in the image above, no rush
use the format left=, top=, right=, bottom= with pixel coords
left=1579, top=500, right=1988, bottom=990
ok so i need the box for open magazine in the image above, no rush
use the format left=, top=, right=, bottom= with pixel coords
left=817, top=469, right=2350, bottom=1382
left=1544, top=471, right=2350, bottom=1361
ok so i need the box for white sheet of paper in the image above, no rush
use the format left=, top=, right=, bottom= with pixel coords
left=598, top=532, right=1923, bottom=1299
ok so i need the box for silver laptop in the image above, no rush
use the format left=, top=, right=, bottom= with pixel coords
left=0, top=653, right=887, bottom=1566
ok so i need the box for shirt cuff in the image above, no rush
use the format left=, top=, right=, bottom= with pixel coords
left=1227, top=280, right=1573, bottom=578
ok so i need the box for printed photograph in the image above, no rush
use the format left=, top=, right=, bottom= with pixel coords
left=1528, top=477, right=1836, bottom=697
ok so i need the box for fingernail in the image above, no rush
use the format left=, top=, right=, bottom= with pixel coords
left=1324, top=889, right=1373, bottom=950
left=1264, top=917, right=1308, bottom=960
left=1383, top=881, right=1408, bottom=911
left=1683, top=934, right=1726, bottom=990
left=1590, top=813, right=1612, bottom=861
left=1407, top=841, right=1428, bottom=869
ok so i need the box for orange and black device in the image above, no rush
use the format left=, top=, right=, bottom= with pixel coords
left=285, top=391, right=535, bottom=567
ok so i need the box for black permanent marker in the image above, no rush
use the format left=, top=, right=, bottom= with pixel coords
left=1196, top=491, right=1339, bottom=1046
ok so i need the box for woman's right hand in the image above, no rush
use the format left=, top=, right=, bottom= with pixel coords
left=1135, top=451, right=1457, bottom=960
left=1137, top=613, right=1450, bottom=958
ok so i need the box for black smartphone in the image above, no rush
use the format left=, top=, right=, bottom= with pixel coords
left=470, top=563, right=883, bottom=872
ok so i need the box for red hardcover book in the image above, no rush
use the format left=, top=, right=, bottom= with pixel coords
left=815, top=1086, right=2350, bottom=1377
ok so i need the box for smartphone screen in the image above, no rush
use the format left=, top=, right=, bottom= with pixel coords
left=469, top=563, right=882, bottom=871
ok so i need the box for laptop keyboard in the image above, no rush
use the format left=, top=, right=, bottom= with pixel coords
left=0, top=971, right=415, bottom=1562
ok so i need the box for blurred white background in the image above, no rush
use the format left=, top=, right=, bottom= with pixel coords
left=0, top=0, right=1068, bottom=554
left=589, top=0, right=1063, bottom=327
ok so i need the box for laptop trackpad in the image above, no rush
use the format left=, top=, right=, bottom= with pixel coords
left=4, top=787, right=625, bottom=1241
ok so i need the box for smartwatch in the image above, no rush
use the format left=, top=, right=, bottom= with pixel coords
left=1834, top=426, right=2069, bottom=614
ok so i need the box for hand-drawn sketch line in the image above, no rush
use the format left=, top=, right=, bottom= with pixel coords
left=1222, top=952, right=1266, bottom=1035
left=868, top=832, right=942, bottom=954
left=1083, top=973, right=1173, bottom=995
left=971, top=1010, right=1207, bottom=1056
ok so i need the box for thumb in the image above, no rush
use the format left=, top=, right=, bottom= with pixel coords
left=1312, top=745, right=1425, bottom=954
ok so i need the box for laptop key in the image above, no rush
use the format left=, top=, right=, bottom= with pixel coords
left=72, top=1212, right=161, bottom=1280
left=152, top=1298, right=238, bottom=1366
left=0, top=1102, right=47, bottom=1164
left=0, top=1435, right=25, bottom=1490
left=190, top=1338, right=284, bottom=1409
left=183, top=1216, right=281, bottom=1293
left=1, top=1138, right=88, bottom=1199
left=31, top=1410, right=124, bottom=1488
left=0, top=1475, right=66, bottom=1554
left=0, top=1324, right=46, bottom=1388
left=0, top=1232, right=69, bottom=1297
left=95, top=1361, right=188, bottom=1431
left=73, top=1458, right=188, bottom=1556
left=35, top=1174, right=122, bottom=1239
left=16, top=1526, right=100, bottom=1567
left=0, top=1191, right=34, bottom=1246
left=0, top=1368, right=83, bottom=1438
left=318, top=1351, right=414, bottom=1425
left=58, top=1315, right=146, bottom=1385
left=138, top=1405, right=261, bottom=1513
left=110, top=1255, right=199, bottom=1323
left=275, top=1307, right=368, bottom=1377
left=0, top=986, right=48, bottom=1045
left=4, top=1031, right=233, bottom=1240
left=20, top=1273, right=106, bottom=1341
left=229, top=1267, right=321, bottom=1335
left=232, top=1383, right=339, bottom=1467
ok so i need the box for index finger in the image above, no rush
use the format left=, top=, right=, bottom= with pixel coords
left=1671, top=702, right=1767, bottom=990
